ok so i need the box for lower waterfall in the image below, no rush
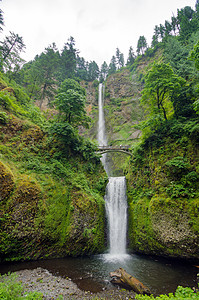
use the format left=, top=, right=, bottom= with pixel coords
left=105, top=176, right=128, bottom=257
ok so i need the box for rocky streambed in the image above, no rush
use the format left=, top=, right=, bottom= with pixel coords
left=1, top=267, right=136, bottom=299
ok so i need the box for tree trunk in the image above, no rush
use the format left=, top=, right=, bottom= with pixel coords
left=110, top=268, right=151, bottom=295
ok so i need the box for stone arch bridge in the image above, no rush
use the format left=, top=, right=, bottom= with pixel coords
left=96, top=145, right=132, bottom=156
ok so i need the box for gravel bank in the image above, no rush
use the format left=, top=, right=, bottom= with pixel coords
left=3, top=267, right=137, bottom=299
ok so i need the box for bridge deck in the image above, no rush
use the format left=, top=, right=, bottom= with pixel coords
left=98, top=146, right=130, bottom=151
left=96, top=146, right=132, bottom=155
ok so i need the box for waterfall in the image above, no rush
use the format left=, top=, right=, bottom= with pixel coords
left=105, top=177, right=128, bottom=256
left=97, top=83, right=106, bottom=147
left=97, top=83, right=128, bottom=259
left=97, top=83, right=108, bottom=171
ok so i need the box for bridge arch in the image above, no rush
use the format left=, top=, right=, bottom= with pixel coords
left=96, top=146, right=132, bottom=156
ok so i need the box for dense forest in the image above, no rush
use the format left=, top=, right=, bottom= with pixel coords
left=0, top=0, right=199, bottom=299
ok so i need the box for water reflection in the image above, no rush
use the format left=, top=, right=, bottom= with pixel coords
left=0, top=254, right=198, bottom=295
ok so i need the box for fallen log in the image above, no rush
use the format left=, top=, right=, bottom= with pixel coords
left=110, top=267, right=151, bottom=295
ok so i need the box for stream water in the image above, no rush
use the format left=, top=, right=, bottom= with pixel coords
left=0, top=84, right=198, bottom=296
left=0, top=255, right=198, bottom=295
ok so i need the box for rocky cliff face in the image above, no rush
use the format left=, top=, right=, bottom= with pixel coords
left=126, top=136, right=199, bottom=260
left=103, top=69, right=144, bottom=146
left=82, top=69, right=144, bottom=146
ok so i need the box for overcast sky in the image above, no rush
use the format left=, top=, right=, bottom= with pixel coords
left=1, top=0, right=197, bottom=67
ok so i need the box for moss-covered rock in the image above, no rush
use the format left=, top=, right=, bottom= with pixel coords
left=126, top=133, right=199, bottom=260
left=0, top=115, right=107, bottom=262
left=0, top=161, right=14, bottom=202
left=128, top=195, right=199, bottom=259
left=64, top=189, right=105, bottom=256
left=22, top=126, right=44, bottom=145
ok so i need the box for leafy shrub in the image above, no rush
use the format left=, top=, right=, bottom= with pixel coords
left=13, top=86, right=30, bottom=106
left=0, top=91, right=25, bottom=115
left=193, top=99, right=199, bottom=114
left=184, top=121, right=199, bottom=142
left=0, top=111, right=8, bottom=124
left=166, top=183, right=193, bottom=198
left=135, top=285, right=199, bottom=299
left=92, top=79, right=99, bottom=87
left=0, top=273, right=43, bottom=299
left=182, top=171, right=198, bottom=186
left=133, top=143, right=145, bottom=165
left=25, top=105, right=46, bottom=128
left=165, top=156, right=191, bottom=179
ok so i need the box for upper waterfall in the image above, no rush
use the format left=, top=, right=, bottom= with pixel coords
left=97, top=83, right=107, bottom=147
left=98, top=83, right=108, bottom=173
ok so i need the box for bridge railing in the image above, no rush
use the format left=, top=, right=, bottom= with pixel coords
left=98, top=145, right=130, bottom=151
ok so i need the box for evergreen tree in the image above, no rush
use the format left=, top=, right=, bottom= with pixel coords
left=116, top=47, right=121, bottom=69
left=164, top=36, right=194, bottom=80
left=126, top=46, right=135, bottom=65
left=59, top=36, right=78, bottom=81
left=151, top=26, right=159, bottom=48
left=108, top=56, right=117, bottom=75
left=164, top=20, right=172, bottom=38
left=115, top=48, right=124, bottom=69
left=100, top=61, right=108, bottom=81
left=88, top=61, right=99, bottom=81
left=195, top=0, right=199, bottom=16
left=171, top=15, right=179, bottom=36
left=119, top=52, right=124, bottom=68
left=0, top=0, right=4, bottom=32
left=76, top=56, right=88, bottom=80
left=137, top=36, right=147, bottom=55
left=40, top=44, right=60, bottom=107
left=177, top=6, right=198, bottom=43
left=159, top=24, right=165, bottom=40
left=0, top=31, right=26, bottom=72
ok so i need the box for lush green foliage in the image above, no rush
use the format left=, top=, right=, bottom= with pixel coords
left=190, top=40, right=199, bottom=69
left=135, top=285, right=199, bottom=300
left=53, top=78, right=89, bottom=127
left=141, top=62, right=185, bottom=121
left=0, top=76, right=47, bottom=128
left=0, top=273, right=43, bottom=299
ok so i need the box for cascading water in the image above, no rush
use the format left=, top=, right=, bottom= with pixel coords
left=97, top=83, right=107, bottom=170
left=98, top=83, right=128, bottom=259
left=97, top=83, right=106, bottom=147
left=105, top=177, right=128, bottom=257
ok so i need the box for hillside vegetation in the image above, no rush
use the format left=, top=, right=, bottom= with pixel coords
left=79, top=3, right=199, bottom=259
left=0, top=1, right=199, bottom=263
left=0, top=74, right=107, bottom=262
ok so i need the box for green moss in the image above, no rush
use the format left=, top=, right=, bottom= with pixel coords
left=0, top=111, right=107, bottom=262
left=127, top=131, right=199, bottom=259
left=0, top=160, right=15, bottom=202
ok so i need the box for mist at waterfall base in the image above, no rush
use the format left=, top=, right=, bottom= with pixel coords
left=0, top=84, right=198, bottom=296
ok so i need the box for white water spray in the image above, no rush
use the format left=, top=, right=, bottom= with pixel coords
left=97, top=84, right=128, bottom=260
left=97, top=83, right=107, bottom=170
left=105, top=177, right=128, bottom=257
left=98, top=83, right=106, bottom=147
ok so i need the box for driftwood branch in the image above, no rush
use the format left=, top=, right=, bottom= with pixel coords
left=110, top=267, right=151, bottom=295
